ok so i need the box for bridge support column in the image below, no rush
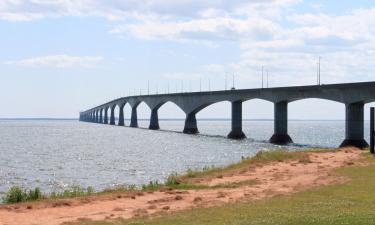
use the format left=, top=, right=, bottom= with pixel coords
left=130, top=107, right=138, bottom=128
left=340, top=102, right=369, bottom=149
left=118, top=105, right=125, bottom=126
left=95, top=112, right=99, bottom=123
left=270, top=101, right=293, bottom=145
left=227, top=101, right=246, bottom=139
left=104, top=109, right=108, bottom=124
left=99, top=110, right=103, bottom=123
left=149, top=109, right=160, bottom=130
left=110, top=107, right=116, bottom=125
left=183, top=112, right=199, bottom=134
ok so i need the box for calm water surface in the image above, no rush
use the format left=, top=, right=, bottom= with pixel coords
left=0, top=120, right=371, bottom=196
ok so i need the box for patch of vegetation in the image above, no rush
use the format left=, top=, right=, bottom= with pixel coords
left=50, top=186, right=94, bottom=199
left=165, top=172, right=180, bottom=186
left=101, top=185, right=137, bottom=194
left=142, top=181, right=162, bottom=191
left=2, top=185, right=95, bottom=204
left=178, top=150, right=308, bottom=181
left=2, top=187, right=43, bottom=204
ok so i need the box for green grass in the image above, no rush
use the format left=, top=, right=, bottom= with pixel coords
left=70, top=152, right=375, bottom=225
left=178, top=150, right=308, bottom=180
left=2, top=187, right=43, bottom=204
left=2, top=185, right=96, bottom=204
left=50, top=186, right=94, bottom=199
left=0, top=150, right=311, bottom=205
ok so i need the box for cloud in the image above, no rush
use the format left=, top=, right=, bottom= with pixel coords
left=4, top=55, right=103, bottom=68
left=111, top=16, right=281, bottom=43
left=1, top=0, right=374, bottom=86
left=0, top=0, right=300, bottom=22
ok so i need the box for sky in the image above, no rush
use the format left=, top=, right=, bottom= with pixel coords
left=0, top=0, right=375, bottom=119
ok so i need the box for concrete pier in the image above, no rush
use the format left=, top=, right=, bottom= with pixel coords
left=110, top=107, right=115, bottom=125
left=227, top=101, right=246, bottom=139
left=183, top=112, right=199, bottom=134
left=130, top=107, right=138, bottom=128
left=104, top=108, right=108, bottom=124
left=149, top=109, right=160, bottom=130
left=340, top=102, right=369, bottom=148
left=118, top=105, right=125, bottom=126
left=99, top=110, right=103, bottom=123
left=269, top=101, right=293, bottom=145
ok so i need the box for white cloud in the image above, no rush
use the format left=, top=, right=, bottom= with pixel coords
left=111, top=16, right=281, bottom=43
left=1, top=0, right=375, bottom=85
left=4, top=55, right=103, bottom=68
left=0, top=0, right=300, bottom=22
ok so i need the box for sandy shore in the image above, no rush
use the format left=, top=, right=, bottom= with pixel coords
left=0, top=147, right=363, bottom=225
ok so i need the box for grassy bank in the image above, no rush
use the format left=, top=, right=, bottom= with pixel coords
left=2, top=150, right=307, bottom=204
left=68, top=150, right=375, bottom=225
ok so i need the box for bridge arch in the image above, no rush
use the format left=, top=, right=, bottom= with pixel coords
left=136, top=102, right=151, bottom=128
left=288, top=96, right=344, bottom=104
left=197, top=100, right=231, bottom=134
left=288, top=98, right=345, bottom=147
left=150, top=101, right=186, bottom=131
left=242, top=98, right=274, bottom=141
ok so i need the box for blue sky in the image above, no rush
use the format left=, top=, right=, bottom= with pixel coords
left=0, top=0, right=374, bottom=119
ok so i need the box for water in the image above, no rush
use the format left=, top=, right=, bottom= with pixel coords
left=0, top=120, right=371, bottom=197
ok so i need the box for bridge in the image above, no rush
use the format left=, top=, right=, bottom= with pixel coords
left=79, top=81, right=375, bottom=149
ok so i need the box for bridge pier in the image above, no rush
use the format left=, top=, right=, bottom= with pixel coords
left=149, top=109, right=160, bottom=130
left=99, top=110, right=103, bottom=123
left=183, top=112, right=199, bottom=134
left=130, top=107, right=138, bottom=128
left=104, top=109, right=108, bottom=124
left=270, top=101, right=293, bottom=145
left=110, top=107, right=116, bottom=125
left=118, top=105, right=125, bottom=126
left=95, top=111, right=99, bottom=123
left=227, top=101, right=246, bottom=139
left=340, top=102, right=369, bottom=149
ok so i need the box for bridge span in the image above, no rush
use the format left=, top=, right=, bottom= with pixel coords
left=80, top=81, right=375, bottom=149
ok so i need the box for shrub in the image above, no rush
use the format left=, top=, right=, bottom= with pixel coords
left=186, top=168, right=196, bottom=178
left=142, top=181, right=161, bottom=191
left=3, top=187, right=43, bottom=204
left=27, top=187, right=42, bottom=201
left=3, top=187, right=26, bottom=204
left=166, top=173, right=180, bottom=186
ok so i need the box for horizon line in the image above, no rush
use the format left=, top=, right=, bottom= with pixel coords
left=0, top=118, right=352, bottom=122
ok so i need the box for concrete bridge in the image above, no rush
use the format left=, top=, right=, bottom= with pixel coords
left=80, top=81, right=375, bottom=149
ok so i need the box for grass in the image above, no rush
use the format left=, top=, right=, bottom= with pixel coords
left=2, top=187, right=43, bottom=204
left=178, top=150, right=308, bottom=181
left=2, top=185, right=96, bottom=204
left=68, top=151, right=375, bottom=225
left=50, top=186, right=94, bottom=199
left=0, top=150, right=314, bottom=205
